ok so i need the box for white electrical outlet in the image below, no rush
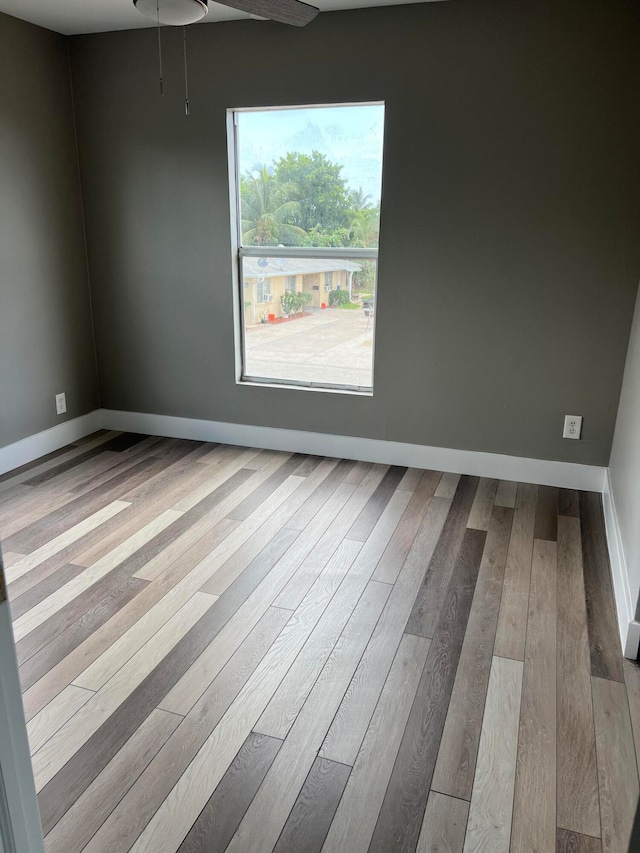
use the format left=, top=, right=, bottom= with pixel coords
left=55, top=393, right=67, bottom=416
left=563, top=414, right=582, bottom=440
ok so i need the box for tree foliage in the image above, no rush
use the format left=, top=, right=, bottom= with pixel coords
left=241, top=154, right=381, bottom=287
left=299, top=226, right=353, bottom=248
left=348, top=187, right=373, bottom=212
left=274, top=151, right=351, bottom=233
left=350, top=207, right=380, bottom=248
left=240, top=166, right=306, bottom=246
left=353, top=259, right=377, bottom=293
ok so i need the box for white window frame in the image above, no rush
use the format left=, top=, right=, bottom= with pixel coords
left=228, top=102, right=382, bottom=395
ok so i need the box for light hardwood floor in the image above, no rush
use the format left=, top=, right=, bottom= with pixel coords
left=0, top=431, right=638, bottom=853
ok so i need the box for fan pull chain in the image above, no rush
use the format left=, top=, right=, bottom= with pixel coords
left=157, top=0, right=164, bottom=95
left=183, top=26, right=190, bottom=116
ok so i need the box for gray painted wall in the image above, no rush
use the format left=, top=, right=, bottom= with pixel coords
left=69, top=0, right=640, bottom=466
left=609, top=284, right=640, bottom=621
left=0, top=13, right=99, bottom=449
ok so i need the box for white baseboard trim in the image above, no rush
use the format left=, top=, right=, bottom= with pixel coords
left=625, top=622, right=640, bottom=662
left=99, top=408, right=606, bottom=491
left=0, top=412, right=103, bottom=478
left=602, top=468, right=638, bottom=659
left=0, top=407, right=606, bottom=491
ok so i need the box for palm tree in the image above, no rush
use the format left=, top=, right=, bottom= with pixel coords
left=349, top=187, right=373, bottom=212
left=240, top=166, right=306, bottom=246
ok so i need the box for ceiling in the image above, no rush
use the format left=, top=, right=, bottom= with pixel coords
left=0, top=0, right=444, bottom=35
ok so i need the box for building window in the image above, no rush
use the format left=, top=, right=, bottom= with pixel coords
left=256, top=280, right=272, bottom=303
left=230, top=102, right=384, bottom=392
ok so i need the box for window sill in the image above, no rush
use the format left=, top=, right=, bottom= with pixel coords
left=238, top=377, right=374, bottom=397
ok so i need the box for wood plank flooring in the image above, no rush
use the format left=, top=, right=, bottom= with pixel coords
left=0, top=432, right=637, bottom=853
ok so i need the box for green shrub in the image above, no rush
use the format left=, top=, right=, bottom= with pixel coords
left=281, top=290, right=312, bottom=315
left=328, top=290, right=350, bottom=307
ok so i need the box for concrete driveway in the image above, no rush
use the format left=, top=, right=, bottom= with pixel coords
left=244, top=308, right=374, bottom=387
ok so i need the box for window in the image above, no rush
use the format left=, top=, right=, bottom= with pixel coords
left=230, top=102, right=385, bottom=392
left=256, top=281, right=272, bottom=303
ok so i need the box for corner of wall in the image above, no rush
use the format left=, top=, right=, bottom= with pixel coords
left=602, top=468, right=637, bottom=658
left=605, top=282, right=640, bottom=660
left=66, top=38, right=101, bottom=412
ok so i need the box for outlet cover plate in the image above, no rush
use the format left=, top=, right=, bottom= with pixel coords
left=55, top=393, right=67, bottom=416
left=563, top=414, right=582, bottom=440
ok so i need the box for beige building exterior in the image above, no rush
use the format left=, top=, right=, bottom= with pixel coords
left=242, top=257, right=361, bottom=324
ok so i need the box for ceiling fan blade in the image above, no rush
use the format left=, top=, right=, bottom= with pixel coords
left=215, top=0, right=319, bottom=26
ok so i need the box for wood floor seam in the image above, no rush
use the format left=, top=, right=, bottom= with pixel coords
left=429, top=787, right=472, bottom=804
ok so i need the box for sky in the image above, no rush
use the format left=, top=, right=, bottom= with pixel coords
left=237, top=104, right=385, bottom=204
